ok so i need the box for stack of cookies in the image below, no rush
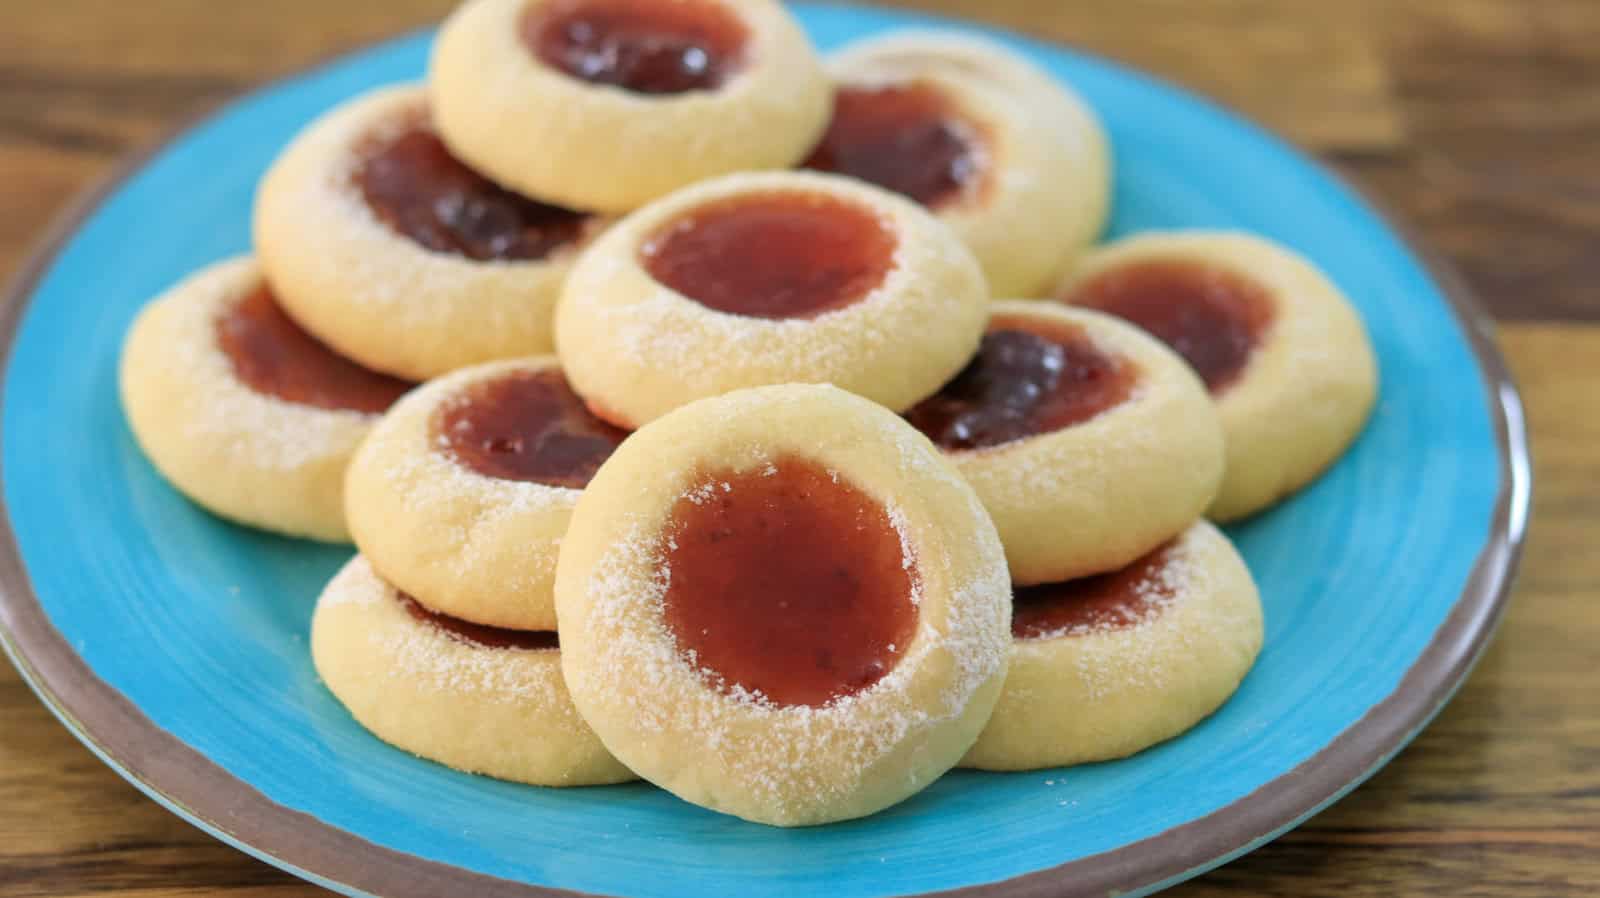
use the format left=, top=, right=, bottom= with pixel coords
left=119, top=0, right=1378, bottom=827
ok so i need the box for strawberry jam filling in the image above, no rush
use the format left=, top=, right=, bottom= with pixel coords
left=1064, top=260, right=1274, bottom=394
left=661, top=456, right=919, bottom=707
left=906, top=316, right=1136, bottom=451
left=524, top=0, right=748, bottom=95
left=641, top=191, right=897, bottom=319
left=216, top=287, right=411, bottom=413
left=436, top=368, right=628, bottom=489
left=804, top=82, right=984, bottom=209
left=356, top=126, right=588, bottom=262
left=399, top=593, right=559, bottom=650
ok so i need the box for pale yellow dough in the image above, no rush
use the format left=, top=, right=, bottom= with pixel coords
left=1055, top=231, right=1379, bottom=521
left=312, top=555, right=634, bottom=786
left=826, top=31, right=1111, bottom=296
left=555, top=170, right=989, bottom=428
left=255, top=84, right=600, bottom=382
left=430, top=0, right=833, bottom=213
left=119, top=256, right=381, bottom=542
left=963, top=521, right=1263, bottom=771
left=945, top=302, right=1223, bottom=584
left=555, top=385, right=1011, bottom=826
left=344, top=357, right=582, bottom=631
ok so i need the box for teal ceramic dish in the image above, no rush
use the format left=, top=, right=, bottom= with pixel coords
left=0, top=4, right=1529, bottom=897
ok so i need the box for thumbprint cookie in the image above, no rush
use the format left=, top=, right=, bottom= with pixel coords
left=555, top=170, right=988, bottom=428
left=344, top=357, right=627, bottom=631
left=312, top=555, right=634, bottom=786
left=120, top=256, right=411, bottom=542
left=905, top=302, right=1223, bottom=584
left=254, top=84, right=603, bottom=381
left=963, top=521, right=1263, bottom=771
left=812, top=31, right=1110, bottom=296
left=430, top=0, right=833, bottom=213
left=554, top=384, right=1011, bottom=826
left=1055, top=231, right=1378, bottom=521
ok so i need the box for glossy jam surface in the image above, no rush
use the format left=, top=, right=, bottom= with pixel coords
left=804, top=83, right=983, bottom=209
left=1066, top=261, right=1275, bottom=394
left=524, top=0, right=748, bottom=95
left=437, top=368, right=628, bottom=489
left=355, top=127, right=588, bottom=262
left=905, top=316, right=1136, bottom=451
left=661, top=456, right=919, bottom=707
left=398, top=593, right=560, bottom=651
left=216, top=287, right=411, bottom=414
left=641, top=191, right=897, bottom=319
left=1012, top=542, right=1179, bottom=640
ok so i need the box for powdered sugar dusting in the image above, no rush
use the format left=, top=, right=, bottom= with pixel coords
left=293, top=93, right=523, bottom=319
left=559, top=170, right=985, bottom=418
left=1037, top=526, right=1229, bottom=702
left=259, top=84, right=592, bottom=359
left=1034, top=551, right=1193, bottom=643
left=153, top=259, right=378, bottom=472
left=323, top=557, right=564, bottom=705
left=885, top=504, right=922, bottom=607
left=568, top=448, right=1009, bottom=816
left=372, top=611, right=562, bottom=704
left=318, top=558, right=384, bottom=610
left=360, top=362, right=580, bottom=595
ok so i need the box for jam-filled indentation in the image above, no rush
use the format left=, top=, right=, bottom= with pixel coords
left=436, top=368, right=628, bottom=489
left=1011, top=541, right=1179, bottom=640
left=524, top=0, right=748, bottom=95
left=661, top=455, right=919, bottom=708
left=398, top=592, right=560, bottom=650
left=804, top=82, right=985, bottom=209
left=905, top=316, right=1136, bottom=451
left=217, top=286, right=412, bottom=414
left=355, top=125, right=589, bottom=262
left=641, top=191, right=897, bottom=319
left=1063, top=260, right=1275, bottom=394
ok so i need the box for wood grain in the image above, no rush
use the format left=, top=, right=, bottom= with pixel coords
left=1, top=1, right=1596, bottom=896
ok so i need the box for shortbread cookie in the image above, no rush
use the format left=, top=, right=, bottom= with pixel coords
left=963, top=521, right=1263, bottom=770
left=555, top=384, right=1011, bottom=826
left=1055, top=231, right=1378, bottom=520
left=312, top=555, right=634, bottom=786
left=556, top=170, right=988, bottom=428
left=906, top=302, right=1222, bottom=584
left=344, top=356, right=626, bottom=630
left=430, top=0, right=832, bottom=213
left=255, top=84, right=602, bottom=381
left=120, top=256, right=411, bottom=542
left=813, top=31, right=1110, bottom=296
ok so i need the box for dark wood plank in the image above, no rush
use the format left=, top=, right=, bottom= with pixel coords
left=1339, top=1, right=1600, bottom=322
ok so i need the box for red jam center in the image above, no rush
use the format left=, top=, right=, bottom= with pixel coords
left=804, top=83, right=984, bottom=209
left=524, top=0, right=748, bottom=95
left=641, top=192, right=897, bottom=319
left=355, top=126, right=588, bottom=262
left=661, top=456, right=919, bottom=708
left=1011, top=542, right=1179, bottom=640
left=905, top=316, right=1136, bottom=451
left=1064, top=261, right=1275, bottom=394
left=216, top=287, right=412, bottom=414
left=399, top=593, right=559, bottom=650
left=436, top=369, right=628, bottom=489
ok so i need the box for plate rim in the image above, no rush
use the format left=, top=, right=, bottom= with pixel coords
left=0, top=10, right=1531, bottom=898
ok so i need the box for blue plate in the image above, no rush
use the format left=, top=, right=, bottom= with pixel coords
left=0, top=4, right=1528, bottom=897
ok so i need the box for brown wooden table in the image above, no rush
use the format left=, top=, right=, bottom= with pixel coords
left=2, top=1, right=1596, bottom=895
